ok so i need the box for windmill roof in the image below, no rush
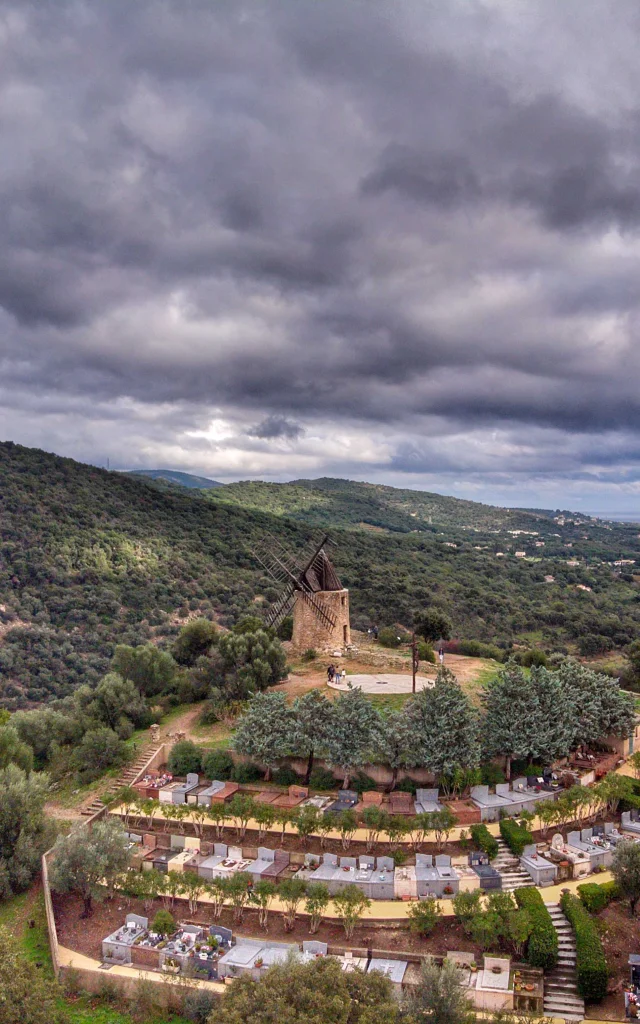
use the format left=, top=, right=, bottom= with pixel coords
left=302, top=548, right=342, bottom=592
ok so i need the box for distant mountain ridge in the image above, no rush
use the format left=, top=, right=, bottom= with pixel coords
left=125, top=469, right=223, bottom=489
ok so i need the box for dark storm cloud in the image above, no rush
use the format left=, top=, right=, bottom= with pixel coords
left=2, top=0, right=640, bottom=498
left=248, top=416, right=305, bottom=441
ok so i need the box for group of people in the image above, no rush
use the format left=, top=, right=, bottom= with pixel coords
left=327, top=664, right=346, bottom=684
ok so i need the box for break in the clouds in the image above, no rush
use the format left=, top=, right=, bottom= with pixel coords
left=2, top=0, right=640, bottom=511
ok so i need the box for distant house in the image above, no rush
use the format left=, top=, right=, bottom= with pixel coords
left=496, top=552, right=505, bottom=557
left=566, top=560, right=580, bottom=567
left=576, top=584, right=592, bottom=592
left=515, top=551, right=526, bottom=558
left=535, top=541, right=545, bottom=547
left=544, top=575, right=555, bottom=583
left=614, top=559, right=636, bottom=566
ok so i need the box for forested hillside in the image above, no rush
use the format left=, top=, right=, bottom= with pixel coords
left=1, top=441, right=640, bottom=708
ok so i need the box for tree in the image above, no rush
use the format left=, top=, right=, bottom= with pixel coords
left=228, top=794, right=256, bottom=840
left=250, top=879, right=277, bottom=930
left=49, top=818, right=131, bottom=916
left=182, top=871, right=208, bottom=915
left=233, top=692, right=295, bottom=780
left=216, top=955, right=398, bottom=1024
left=629, top=751, right=640, bottom=780
left=612, top=841, right=640, bottom=916
left=161, top=871, right=185, bottom=909
left=505, top=908, right=532, bottom=958
left=72, top=726, right=127, bottom=783
left=414, top=609, right=452, bottom=643
left=404, top=669, right=479, bottom=791
left=338, top=809, right=358, bottom=850
left=0, top=925, right=68, bottom=1024
left=0, top=725, right=33, bottom=773
left=556, top=659, right=636, bottom=751
left=403, top=957, right=476, bottom=1024
left=430, top=807, right=457, bottom=850
left=152, top=909, right=175, bottom=936
left=226, top=872, right=252, bottom=922
left=332, top=883, right=371, bottom=939
left=361, top=805, right=389, bottom=852
left=374, top=712, right=411, bottom=790
left=89, top=672, right=150, bottom=731
left=11, top=707, right=79, bottom=764
left=291, top=689, right=334, bottom=783
left=278, top=877, right=308, bottom=931
left=325, top=687, right=383, bottom=788
left=173, top=618, right=218, bottom=666
left=469, top=911, right=502, bottom=950
left=482, top=662, right=572, bottom=780
left=118, top=786, right=139, bottom=829
left=167, top=740, right=202, bottom=775
left=207, top=803, right=228, bottom=839
left=112, top=643, right=178, bottom=697
left=408, top=897, right=442, bottom=936
left=253, top=802, right=277, bottom=842
left=206, top=876, right=229, bottom=920
left=217, top=628, right=287, bottom=698
left=305, top=882, right=330, bottom=934
left=0, top=764, right=54, bottom=898
left=294, top=805, right=320, bottom=848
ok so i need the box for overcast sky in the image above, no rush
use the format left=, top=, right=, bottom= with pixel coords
left=2, top=1, right=640, bottom=513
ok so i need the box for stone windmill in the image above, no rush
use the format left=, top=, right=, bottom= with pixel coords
left=254, top=534, right=351, bottom=652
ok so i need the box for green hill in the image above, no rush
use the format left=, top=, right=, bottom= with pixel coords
left=1, top=441, right=639, bottom=708
left=124, top=469, right=223, bottom=489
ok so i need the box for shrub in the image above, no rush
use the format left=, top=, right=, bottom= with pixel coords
left=417, top=641, right=436, bottom=664
left=457, top=640, right=504, bottom=661
left=378, top=627, right=403, bottom=648
left=519, top=649, right=548, bottom=668
left=351, top=771, right=377, bottom=794
left=560, top=892, right=608, bottom=1001
left=480, top=763, right=506, bottom=786
left=167, top=740, right=202, bottom=775
left=577, top=881, right=620, bottom=914
left=302, top=649, right=317, bottom=662
left=452, top=889, right=483, bottom=932
left=201, top=749, right=235, bottom=781
left=395, top=775, right=418, bottom=794
left=408, top=896, right=442, bottom=936
left=470, top=823, right=499, bottom=861
left=151, top=909, right=175, bottom=936
left=309, top=767, right=337, bottom=791
left=231, top=761, right=262, bottom=784
left=182, top=989, right=220, bottom=1023
left=514, top=887, right=558, bottom=971
left=500, top=818, right=533, bottom=856
left=272, top=765, right=303, bottom=787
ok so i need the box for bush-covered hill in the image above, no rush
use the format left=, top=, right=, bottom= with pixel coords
left=1, top=441, right=640, bottom=708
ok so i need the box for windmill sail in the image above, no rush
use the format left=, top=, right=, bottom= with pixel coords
left=253, top=533, right=340, bottom=630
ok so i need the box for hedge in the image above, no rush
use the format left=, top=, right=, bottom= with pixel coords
left=560, top=892, right=608, bottom=1002
left=470, top=823, right=499, bottom=861
left=500, top=817, right=534, bottom=856
left=514, top=887, right=558, bottom=971
left=577, top=881, right=620, bottom=914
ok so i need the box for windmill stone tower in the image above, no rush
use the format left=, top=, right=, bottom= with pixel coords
left=255, top=534, right=351, bottom=652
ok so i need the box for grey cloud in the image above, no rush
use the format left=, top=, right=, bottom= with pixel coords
left=248, top=416, right=305, bottom=440
left=2, top=0, right=640, bottom=504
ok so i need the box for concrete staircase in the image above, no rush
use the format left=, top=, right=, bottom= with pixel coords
left=81, top=745, right=161, bottom=817
left=491, top=836, right=535, bottom=891
left=543, top=902, right=585, bottom=1022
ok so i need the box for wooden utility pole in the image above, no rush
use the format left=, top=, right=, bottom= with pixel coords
left=411, top=632, right=419, bottom=693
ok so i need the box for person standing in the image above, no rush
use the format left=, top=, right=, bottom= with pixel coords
left=438, top=647, right=444, bottom=666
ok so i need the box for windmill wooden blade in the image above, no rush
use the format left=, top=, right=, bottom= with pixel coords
left=264, top=585, right=296, bottom=628
left=300, top=589, right=337, bottom=630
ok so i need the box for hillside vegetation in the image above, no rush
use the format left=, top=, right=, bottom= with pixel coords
left=1, top=441, right=640, bottom=707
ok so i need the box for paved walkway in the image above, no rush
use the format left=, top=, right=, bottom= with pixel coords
left=57, top=944, right=225, bottom=992
left=329, top=673, right=435, bottom=693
